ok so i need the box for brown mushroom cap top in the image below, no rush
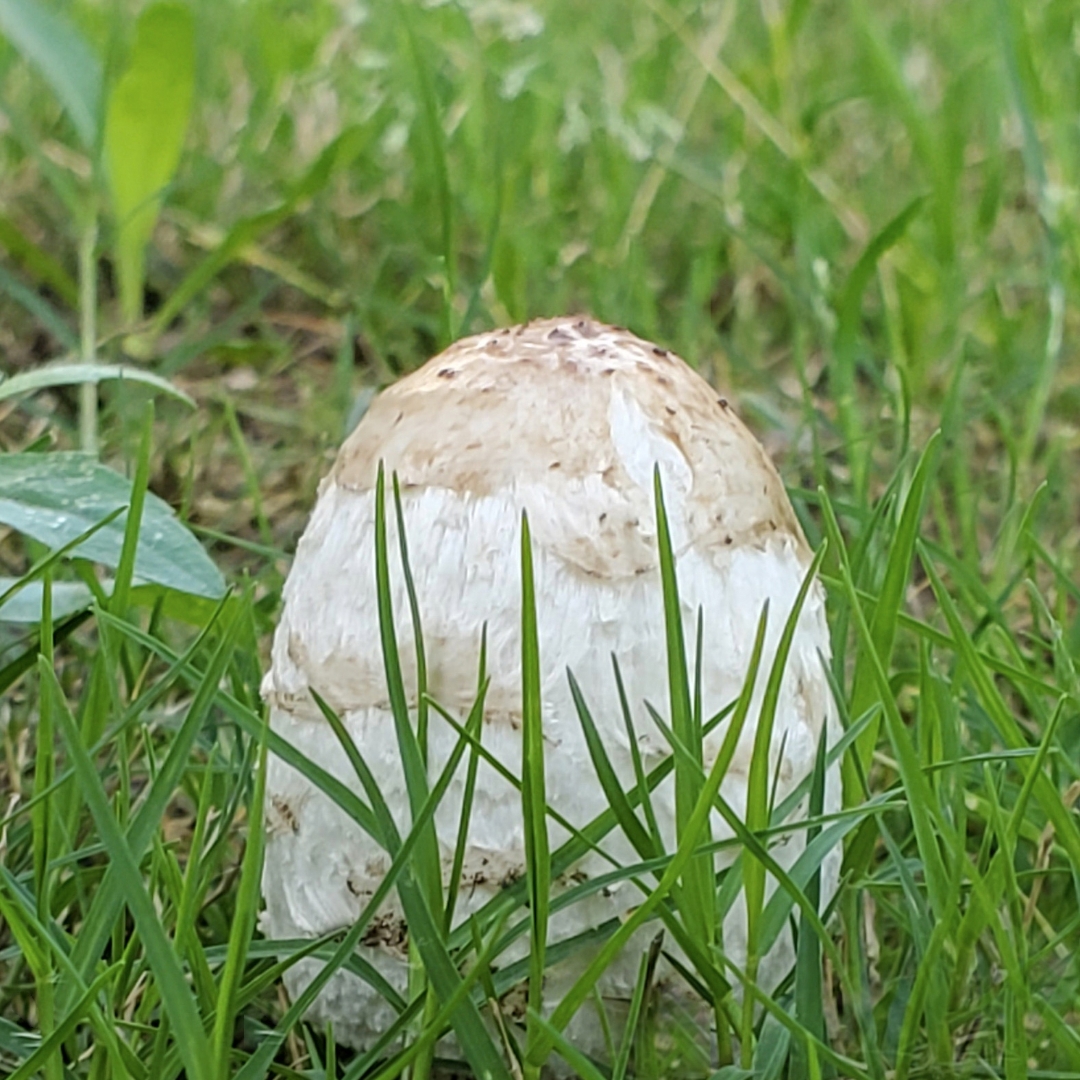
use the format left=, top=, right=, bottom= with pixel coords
left=332, top=316, right=807, bottom=577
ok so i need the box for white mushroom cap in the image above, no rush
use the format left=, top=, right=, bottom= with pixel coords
left=262, top=316, right=841, bottom=1059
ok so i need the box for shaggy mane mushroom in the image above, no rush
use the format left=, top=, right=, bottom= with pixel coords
left=261, top=316, right=841, bottom=1064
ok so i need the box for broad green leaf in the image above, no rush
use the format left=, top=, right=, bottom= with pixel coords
left=0, top=578, right=230, bottom=626
left=0, top=579, right=93, bottom=622
left=0, top=452, right=224, bottom=599
left=0, top=0, right=102, bottom=147
left=103, top=2, right=195, bottom=323
left=0, top=362, right=195, bottom=406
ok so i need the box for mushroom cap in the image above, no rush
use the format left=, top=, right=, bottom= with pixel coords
left=332, top=316, right=806, bottom=577
left=261, top=316, right=841, bottom=1060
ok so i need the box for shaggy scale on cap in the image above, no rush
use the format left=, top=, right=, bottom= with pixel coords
left=261, top=316, right=841, bottom=1062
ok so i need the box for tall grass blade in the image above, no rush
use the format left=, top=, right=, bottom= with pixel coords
left=612, top=656, right=665, bottom=851
left=653, top=467, right=714, bottom=955
left=5, top=965, right=117, bottom=1080
left=309, top=684, right=511, bottom=1080
left=820, top=493, right=950, bottom=918
left=0, top=263, right=77, bottom=350
left=396, top=0, right=456, bottom=342
left=444, top=627, right=488, bottom=931
left=520, top=512, right=551, bottom=1078
left=210, top=719, right=268, bottom=1079
left=833, top=195, right=927, bottom=497
left=42, top=658, right=216, bottom=1080
left=612, top=932, right=663, bottom=1080
left=393, top=475, right=429, bottom=761
left=742, top=541, right=827, bottom=1059
left=524, top=605, right=769, bottom=1070
left=63, top=598, right=241, bottom=1000
left=847, top=432, right=940, bottom=786
left=240, top=682, right=503, bottom=1080
left=920, top=543, right=1080, bottom=876
left=569, top=668, right=656, bottom=861
left=0, top=0, right=102, bottom=146
left=793, top=727, right=830, bottom=1079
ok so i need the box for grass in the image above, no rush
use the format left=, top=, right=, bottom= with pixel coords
left=0, top=0, right=1079, bottom=1076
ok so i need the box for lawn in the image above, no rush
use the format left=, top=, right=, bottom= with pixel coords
left=0, top=0, right=1078, bottom=1077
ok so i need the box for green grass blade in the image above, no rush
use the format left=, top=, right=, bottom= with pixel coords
left=395, top=1, right=456, bottom=342
left=362, top=912, right=513, bottom=1080
left=374, top=466, right=439, bottom=870
left=444, top=626, right=488, bottom=932
left=0, top=211, right=78, bottom=305
left=393, top=475, right=429, bottom=762
left=65, top=598, right=242, bottom=999
left=792, top=727, right=829, bottom=1079
left=847, top=431, right=941, bottom=785
left=210, top=718, right=268, bottom=1079
left=821, top=491, right=951, bottom=918
left=5, top=964, right=117, bottom=1080
left=526, top=1010, right=609, bottom=1080
left=612, top=655, right=665, bottom=851
left=94, top=606, right=381, bottom=839
left=0, top=0, right=102, bottom=147
left=919, top=543, right=1080, bottom=874
left=238, top=685, right=500, bottom=1080
left=568, top=667, right=657, bottom=861
left=612, top=932, right=663, bottom=1080
left=524, top=604, right=769, bottom=1070
left=309, top=684, right=512, bottom=1080
left=742, top=541, right=827, bottom=1057
left=222, top=399, right=273, bottom=549
left=0, top=262, right=77, bottom=350
left=520, top=512, right=551, bottom=1078
left=108, top=403, right=154, bottom=624
left=30, top=571, right=60, bottom=1080
left=653, top=467, right=713, bottom=953
left=0, top=868, right=136, bottom=1078
left=41, top=658, right=215, bottom=1080
left=832, top=196, right=927, bottom=497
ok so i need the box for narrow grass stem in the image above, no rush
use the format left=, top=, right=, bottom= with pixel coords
left=77, top=218, right=99, bottom=456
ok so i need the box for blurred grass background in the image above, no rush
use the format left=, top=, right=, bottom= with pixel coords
left=1, top=0, right=1076, bottom=543
left=0, top=0, right=1078, bottom=1076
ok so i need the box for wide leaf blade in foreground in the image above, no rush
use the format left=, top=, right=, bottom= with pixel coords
left=0, top=452, right=224, bottom=599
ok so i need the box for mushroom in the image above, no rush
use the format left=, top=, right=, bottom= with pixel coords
left=261, top=316, right=841, bottom=1061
